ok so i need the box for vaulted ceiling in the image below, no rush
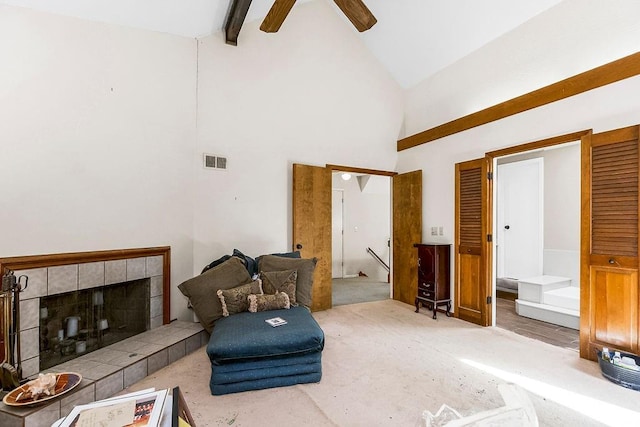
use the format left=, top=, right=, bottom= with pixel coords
left=0, top=0, right=563, bottom=88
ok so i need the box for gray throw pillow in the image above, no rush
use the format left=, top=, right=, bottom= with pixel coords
left=258, top=255, right=317, bottom=308
left=260, top=269, right=297, bottom=306
left=178, top=257, right=252, bottom=333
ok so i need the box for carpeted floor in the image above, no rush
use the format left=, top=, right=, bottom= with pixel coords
left=332, top=277, right=390, bottom=306
left=125, top=300, right=640, bottom=426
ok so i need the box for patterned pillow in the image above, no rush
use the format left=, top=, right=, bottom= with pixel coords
left=260, top=270, right=297, bottom=306
left=258, top=256, right=317, bottom=308
left=248, top=292, right=291, bottom=313
left=216, top=280, right=263, bottom=317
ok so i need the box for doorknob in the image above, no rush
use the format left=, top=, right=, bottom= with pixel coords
left=296, top=244, right=303, bottom=250
left=504, top=225, right=510, bottom=230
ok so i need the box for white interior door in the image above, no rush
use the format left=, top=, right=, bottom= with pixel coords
left=332, top=189, right=344, bottom=278
left=497, top=158, right=544, bottom=279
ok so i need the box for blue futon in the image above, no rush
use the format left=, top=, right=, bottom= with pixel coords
left=206, top=306, right=324, bottom=395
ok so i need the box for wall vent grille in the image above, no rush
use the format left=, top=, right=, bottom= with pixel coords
left=203, top=154, right=228, bottom=171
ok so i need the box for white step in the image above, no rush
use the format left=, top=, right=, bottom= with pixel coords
left=543, top=286, right=580, bottom=311
left=517, top=275, right=572, bottom=304
left=516, top=299, right=579, bottom=330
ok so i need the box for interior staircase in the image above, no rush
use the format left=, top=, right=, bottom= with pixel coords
left=515, top=275, right=579, bottom=330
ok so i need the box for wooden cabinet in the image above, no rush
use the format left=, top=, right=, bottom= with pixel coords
left=414, top=243, right=451, bottom=319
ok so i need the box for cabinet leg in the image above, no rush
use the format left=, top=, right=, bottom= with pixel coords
left=432, top=307, right=437, bottom=320
left=414, top=298, right=420, bottom=313
left=445, top=302, right=451, bottom=317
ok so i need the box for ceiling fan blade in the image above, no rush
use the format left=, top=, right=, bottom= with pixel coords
left=260, top=0, right=297, bottom=33
left=333, top=0, right=377, bottom=32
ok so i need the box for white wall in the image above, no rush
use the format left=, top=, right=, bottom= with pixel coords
left=193, top=1, right=403, bottom=272
left=332, top=174, right=390, bottom=281
left=0, top=6, right=197, bottom=321
left=397, top=1, right=640, bottom=299
left=543, top=143, right=580, bottom=251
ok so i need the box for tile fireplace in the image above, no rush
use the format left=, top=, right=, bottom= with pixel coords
left=0, top=247, right=171, bottom=380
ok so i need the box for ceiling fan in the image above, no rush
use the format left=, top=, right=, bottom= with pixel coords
left=260, top=0, right=377, bottom=33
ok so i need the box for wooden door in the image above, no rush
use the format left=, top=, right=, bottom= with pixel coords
left=580, top=125, right=640, bottom=360
left=392, top=170, right=422, bottom=305
left=455, top=158, right=493, bottom=326
left=292, top=164, right=332, bottom=311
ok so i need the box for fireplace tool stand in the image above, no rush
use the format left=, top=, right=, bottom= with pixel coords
left=1, top=269, right=28, bottom=391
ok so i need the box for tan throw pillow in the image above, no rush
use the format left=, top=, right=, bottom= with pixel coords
left=217, top=280, right=263, bottom=317
left=248, top=292, right=290, bottom=313
left=260, top=270, right=297, bottom=306
left=177, top=257, right=252, bottom=333
left=258, top=255, right=317, bottom=308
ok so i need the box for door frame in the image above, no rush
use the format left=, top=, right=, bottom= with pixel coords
left=331, top=188, right=345, bottom=279
left=484, top=130, right=590, bottom=324
left=326, top=164, right=398, bottom=301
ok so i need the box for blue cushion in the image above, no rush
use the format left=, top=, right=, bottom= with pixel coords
left=211, top=371, right=321, bottom=395
left=207, top=306, right=324, bottom=364
left=211, top=352, right=321, bottom=385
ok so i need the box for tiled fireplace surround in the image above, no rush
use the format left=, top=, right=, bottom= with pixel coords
left=0, top=247, right=207, bottom=427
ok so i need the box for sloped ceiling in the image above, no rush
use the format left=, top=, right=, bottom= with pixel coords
left=0, top=0, right=563, bottom=88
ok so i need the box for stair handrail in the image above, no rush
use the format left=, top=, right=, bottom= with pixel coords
left=366, top=247, right=389, bottom=273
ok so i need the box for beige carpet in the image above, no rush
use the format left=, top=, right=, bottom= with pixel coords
left=125, top=300, right=640, bottom=426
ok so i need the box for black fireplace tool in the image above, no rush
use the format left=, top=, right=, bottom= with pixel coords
left=1, top=269, right=27, bottom=390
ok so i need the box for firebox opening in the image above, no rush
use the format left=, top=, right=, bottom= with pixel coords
left=39, top=278, right=150, bottom=371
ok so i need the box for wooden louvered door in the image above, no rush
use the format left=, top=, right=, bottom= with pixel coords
left=581, top=125, right=640, bottom=360
left=455, top=158, right=492, bottom=326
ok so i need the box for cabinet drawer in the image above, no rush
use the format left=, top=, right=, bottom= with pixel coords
left=417, top=289, right=434, bottom=300
left=418, top=282, right=434, bottom=291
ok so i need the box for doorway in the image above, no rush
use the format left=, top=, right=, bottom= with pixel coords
left=331, top=172, right=391, bottom=306
left=492, top=142, right=581, bottom=351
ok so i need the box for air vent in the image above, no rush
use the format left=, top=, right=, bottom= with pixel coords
left=203, top=154, right=228, bottom=171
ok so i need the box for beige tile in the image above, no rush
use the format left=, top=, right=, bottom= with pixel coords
left=78, top=261, right=104, bottom=290
left=20, top=298, right=39, bottom=331
left=126, top=258, right=146, bottom=281
left=48, top=265, right=78, bottom=295
left=82, top=348, right=129, bottom=364
left=200, top=330, right=210, bottom=347
left=95, top=370, right=124, bottom=401
left=109, top=351, right=147, bottom=367
left=60, top=382, right=95, bottom=419
left=150, top=315, right=163, bottom=330
left=0, top=412, right=21, bottom=427
left=14, top=267, right=47, bottom=299
left=150, top=275, right=163, bottom=297
left=124, top=359, right=148, bottom=388
left=171, top=320, right=204, bottom=331
left=21, top=356, right=40, bottom=378
left=24, top=401, right=60, bottom=427
left=147, top=349, right=168, bottom=374
left=185, top=334, right=202, bottom=354
left=20, top=327, right=39, bottom=361
left=105, top=260, right=126, bottom=285
left=150, top=295, right=163, bottom=318
left=146, top=256, right=163, bottom=277
left=168, top=341, right=186, bottom=364
left=83, top=363, right=123, bottom=381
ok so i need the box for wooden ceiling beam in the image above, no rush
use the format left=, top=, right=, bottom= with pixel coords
left=333, top=0, right=377, bottom=32
left=397, top=51, right=640, bottom=151
left=225, top=0, right=253, bottom=46
left=261, top=0, right=297, bottom=33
